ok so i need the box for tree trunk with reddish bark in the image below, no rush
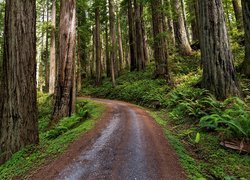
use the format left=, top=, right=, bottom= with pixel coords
left=52, top=0, right=76, bottom=123
left=0, top=0, right=39, bottom=164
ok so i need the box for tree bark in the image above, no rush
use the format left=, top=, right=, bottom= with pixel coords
left=44, top=0, right=49, bottom=93
left=128, top=0, right=137, bottom=71
left=151, top=0, right=170, bottom=81
left=95, top=4, right=102, bottom=86
left=49, top=0, right=56, bottom=94
left=105, top=18, right=111, bottom=77
left=77, top=31, right=82, bottom=93
left=164, top=0, right=176, bottom=48
left=232, top=0, right=243, bottom=31
left=117, top=15, right=124, bottom=73
left=39, top=5, right=45, bottom=92
left=181, top=0, right=190, bottom=43
left=0, top=0, right=39, bottom=164
left=52, top=0, right=76, bottom=123
left=199, top=0, right=241, bottom=99
left=189, top=0, right=199, bottom=42
left=134, top=0, right=145, bottom=71
left=141, top=4, right=149, bottom=66
left=240, top=0, right=250, bottom=77
left=109, top=0, right=116, bottom=86
left=172, top=0, right=192, bottom=55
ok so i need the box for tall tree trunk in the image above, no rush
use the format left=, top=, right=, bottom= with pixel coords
left=105, top=18, right=111, bottom=77
left=95, top=4, right=102, bottom=86
left=39, top=5, right=45, bottom=92
left=128, top=0, right=137, bottom=71
left=141, top=4, right=149, bottom=66
left=52, top=0, right=76, bottom=123
left=109, top=0, right=116, bottom=86
left=44, top=0, right=49, bottom=92
left=117, top=15, right=124, bottom=73
left=77, top=34, right=81, bottom=93
left=91, top=27, right=95, bottom=79
left=199, top=0, right=241, bottom=99
left=49, top=0, right=56, bottom=94
left=181, top=0, right=190, bottom=43
left=232, top=0, right=243, bottom=31
left=134, top=0, right=145, bottom=71
left=172, top=0, right=192, bottom=55
left=0, top=0, right=39, bottom=164
left=151, top=0, right=170, bottom=81
left=164, top=0, right=176, bottom=48
left=240, top=0, right=250, bottom=77
left=189, top=0, right=199, bottom=42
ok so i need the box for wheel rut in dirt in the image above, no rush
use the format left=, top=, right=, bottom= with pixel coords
left=29, top=98, right=186, bottom=180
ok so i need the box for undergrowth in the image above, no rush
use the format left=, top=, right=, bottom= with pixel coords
left=0, top=94, right=105, bottom=179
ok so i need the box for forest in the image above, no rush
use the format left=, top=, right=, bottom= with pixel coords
left=0, top=0, right=250, bottom=179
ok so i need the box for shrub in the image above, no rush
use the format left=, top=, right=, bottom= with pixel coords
left=46, top=101, right=91, bottom=140
left=166, top=86, right=250, bottom=140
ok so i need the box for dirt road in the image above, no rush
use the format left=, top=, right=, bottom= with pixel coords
left=30, top=98, right=186, bottom=180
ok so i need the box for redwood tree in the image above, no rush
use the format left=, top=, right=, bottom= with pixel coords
left=151, top=0, right=170, bottom=81
left=95, top=2, right=102, bottom=86
left=109, top=0, right=116, bottom=86
left=49, top=0, right=56, bottom=94
left=240, top=0, right=250, bottom=77
left=134, top=0, right=145, bottom=70
left=232, top=0, right=243, bottom=31
left=0, top=0, right=39, bottom=164
left=171, top=0, right=192, bottom=55
left=199, top=0, right=241, bottom=99
left=128, top=0, right=137, bottom=71
left=52, top=0, right=76, bottom=123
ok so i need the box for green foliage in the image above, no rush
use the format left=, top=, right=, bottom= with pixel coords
left=166, top=87, right=215, bottom=120
left=37, top=92, right=53, bottom=132
left=151, top=111, right=250, bottom=179
left=169, top=52, right=201, bottom=76
left=200, top=97, right=250, bottom=139
left=195, top=133, right=201, bottom=144
left=83, top=66, right=171, bottom=108
left=46, top=101, right=91, bottom=140
left=0, top=94, right=105, bottom=179
left=166, top=85, right=250, bottom=139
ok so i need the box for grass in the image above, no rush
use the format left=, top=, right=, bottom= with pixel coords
left=0, top=93, right=106, bottom=179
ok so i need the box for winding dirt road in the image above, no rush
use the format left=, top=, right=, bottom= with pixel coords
left=30, top=98, right=186, bottom=180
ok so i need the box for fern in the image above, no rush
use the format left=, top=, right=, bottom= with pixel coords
left=199, top=97, right=250, bottom=139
